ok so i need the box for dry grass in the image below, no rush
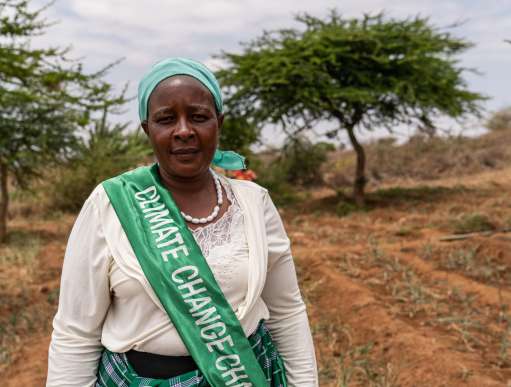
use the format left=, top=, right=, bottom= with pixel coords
left=0, top=230, right=42, bottom=369
left=289, top=164, right=511, bottom=386
left=323, top=129, right=511, bottom=190
left=0, top=215, right=71, bottom=379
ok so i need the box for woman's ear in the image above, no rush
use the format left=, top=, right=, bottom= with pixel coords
left=217, top=113, right=224, bottom=140
left=217, top=113, right=224, bottom=129
left=141, top=120, right=149, bottom=135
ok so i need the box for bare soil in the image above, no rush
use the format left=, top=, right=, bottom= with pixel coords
left=289, top=166, right=511, bottom=386
left=1, top=167, right=511, bottom=386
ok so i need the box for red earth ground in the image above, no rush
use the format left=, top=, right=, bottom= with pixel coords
left=1, top=167, right=510, bottom=386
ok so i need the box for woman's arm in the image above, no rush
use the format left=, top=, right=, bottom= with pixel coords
left=47, top=191, right=111, bottom=387
left=260, top=192, right=318, bottom=387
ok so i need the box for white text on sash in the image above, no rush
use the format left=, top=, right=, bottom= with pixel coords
left=134, top=185, right=252, bottom=387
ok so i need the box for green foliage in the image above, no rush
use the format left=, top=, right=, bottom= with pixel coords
left=486, top=107, right=511, bottom=131
left=218, top=11, right=483, bottom=132
left=335, top=201, right=359, bottom=217
left=217, top=11, right=485, bottom=202
left=373, top=185, right=456, bottom=202
left=219, top=114, right=259, bottom=154
left=50, top=120, right=152, bottom=212
left=278, top=136, right=335, bottom=186
left=252, top=137, right=333, bottom=205
left=451, top=213, right=495, bottom=234
left=0, top=0, right=127, bottom=184
left=0, top=229, right=40, bottom=265
left=0, top=0, right=128, bottom=240
left=252, top=157, right=298, bottom=206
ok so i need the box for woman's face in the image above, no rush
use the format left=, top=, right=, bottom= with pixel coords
left=142, top=75, right=223, bottom=179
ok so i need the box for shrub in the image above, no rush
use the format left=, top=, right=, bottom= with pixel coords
left=253, top=157, right=299, bottom=206
left=487, top=107, right=511, bottom=132
left=335, top=201, right=359, bottom=217
left=49, top=124, right=151, bottom=212
left=252, top=137, right=334, bottom=205
left=451, top=213, right=495, bottom=234
left=279, top=136, right=335, bottom=186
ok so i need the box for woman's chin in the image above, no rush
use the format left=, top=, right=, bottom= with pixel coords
left=158, top=158, right=209, bottom=179
left=172, top=152, right=200, bottom=163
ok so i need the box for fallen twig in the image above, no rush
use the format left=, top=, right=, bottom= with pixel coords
left=439, top=228, right=511, bottom=242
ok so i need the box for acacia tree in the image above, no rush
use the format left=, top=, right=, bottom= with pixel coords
left=0, top=0, right=127, bottom=241
left=219, top=114, right=259, bottom=155
left=217, top=12, right=484, bottom=205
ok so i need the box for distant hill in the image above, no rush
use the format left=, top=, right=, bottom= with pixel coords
left=323, top=129, right=511, bottom=190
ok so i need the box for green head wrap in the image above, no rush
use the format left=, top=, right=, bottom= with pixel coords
left=138, top=57, right=245, bottom=170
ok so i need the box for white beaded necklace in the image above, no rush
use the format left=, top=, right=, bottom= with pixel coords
left=180, top=172, right=223, bottom=225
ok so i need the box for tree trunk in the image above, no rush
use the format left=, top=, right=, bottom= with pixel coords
left=0, top=162, right=8, bottom=243
left=345, top=124, right=367, bottom=206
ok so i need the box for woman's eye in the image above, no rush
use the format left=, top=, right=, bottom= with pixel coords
left=157, top=116, right=174, bottom=124
left=192, top=114, right=208, bottom=122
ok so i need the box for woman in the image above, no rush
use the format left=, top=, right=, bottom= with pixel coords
left=47, top=58, right=318, bottom=386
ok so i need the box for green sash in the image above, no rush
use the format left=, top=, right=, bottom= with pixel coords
left=102, top=164, right=268, bottom=387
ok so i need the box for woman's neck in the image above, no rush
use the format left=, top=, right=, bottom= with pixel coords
left=157, top=166, right=213, bottom=196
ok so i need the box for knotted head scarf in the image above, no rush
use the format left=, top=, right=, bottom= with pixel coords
left=138, top=57, right=245, bottom=170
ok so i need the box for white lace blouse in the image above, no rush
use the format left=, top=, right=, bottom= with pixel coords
left=190, top=179, right=249, bottom=318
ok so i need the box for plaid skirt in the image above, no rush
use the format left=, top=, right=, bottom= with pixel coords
left=95, top=321, right=287, bottom=387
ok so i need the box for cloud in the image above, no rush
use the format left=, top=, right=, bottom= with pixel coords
left=29, top=0, right=511, bottom=129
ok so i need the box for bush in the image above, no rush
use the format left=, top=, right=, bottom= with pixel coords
left=322, top=154, right=356, bottom=196
left=278, top=136, right=335, bottom=186
left=451, top=213, right=495, bottom=234
left=487, top=107, right=511, bottom=131
left=49, top=124, right=151, bottom=212
left=252, top=157, right=299, bottom=206
left=252, top=136, right=334, bottom=205
left=335, top=201, right=359, bottom=217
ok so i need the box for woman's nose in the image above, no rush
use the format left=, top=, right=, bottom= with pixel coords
left=173, top=119, right=195, bottom=142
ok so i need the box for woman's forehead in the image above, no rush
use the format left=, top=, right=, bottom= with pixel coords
left=150, top=75, right=215, bottom=107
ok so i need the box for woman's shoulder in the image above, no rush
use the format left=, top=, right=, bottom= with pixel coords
left=221, top=175, right=268, bottom=197
left=89, top=165, right=151, bottom=204
left=82, top=181, right=112, bottom=216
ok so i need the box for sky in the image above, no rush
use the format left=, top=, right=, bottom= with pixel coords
left=31, top=0, right=511, bottom=146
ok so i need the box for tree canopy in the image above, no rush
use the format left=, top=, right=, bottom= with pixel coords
left=219, top=114, right=259, bottom=155
left=217, top=11, right=485, bottom=204
left=0, top=0, right=128, bottom=241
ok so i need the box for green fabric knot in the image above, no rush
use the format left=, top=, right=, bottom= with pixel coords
left=213, top=149, right=246, bottom=170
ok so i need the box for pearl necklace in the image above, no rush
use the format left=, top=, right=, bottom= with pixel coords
left=180, top=172, right=223, bottom=225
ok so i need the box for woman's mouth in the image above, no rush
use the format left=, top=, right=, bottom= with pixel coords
left=171, top=147, right=199, bottom=155
left=171, top=147, right=200, bottom=161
